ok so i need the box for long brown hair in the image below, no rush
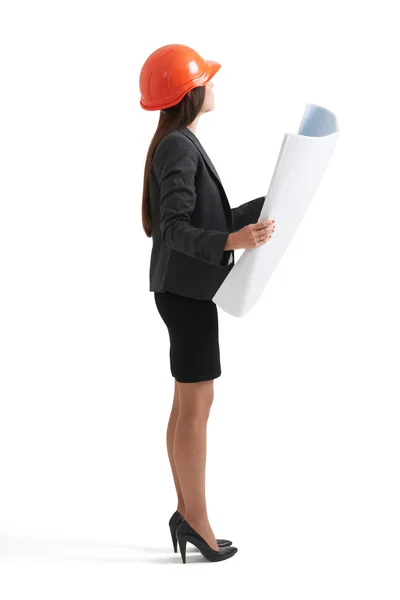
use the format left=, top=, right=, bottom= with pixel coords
left=141, top=85, right=206, bottom=237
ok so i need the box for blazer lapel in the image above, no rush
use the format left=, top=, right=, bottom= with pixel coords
left=180, top=127, right=233, bottom=230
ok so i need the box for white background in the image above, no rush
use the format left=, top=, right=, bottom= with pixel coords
left=1, top=0, right=399, bottom=598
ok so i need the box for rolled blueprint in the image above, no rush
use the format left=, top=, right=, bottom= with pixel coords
left=213, top=103, right=340, bottom=317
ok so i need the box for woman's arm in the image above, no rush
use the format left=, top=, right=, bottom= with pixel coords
left=153, top=135, right=232, bottom=267
left=230, top=196, right=266, bottom=232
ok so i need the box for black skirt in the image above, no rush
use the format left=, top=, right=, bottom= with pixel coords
left=153, top=290, right=221, bottom=383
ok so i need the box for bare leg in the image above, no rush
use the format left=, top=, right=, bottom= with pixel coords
left=166, top=379, right=185, bottom=516
left=173, top=379, right=220, bottom=552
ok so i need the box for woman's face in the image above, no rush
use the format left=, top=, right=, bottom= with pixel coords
left=201, top=80, right=215, bottom=113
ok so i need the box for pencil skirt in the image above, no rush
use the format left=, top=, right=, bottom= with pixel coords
left=153, top=290, right=221, bottom=383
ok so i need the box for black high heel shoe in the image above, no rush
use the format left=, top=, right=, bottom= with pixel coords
left=169, top=510, right=232, bottom=553
left=176, top=518, right=238, bottom=563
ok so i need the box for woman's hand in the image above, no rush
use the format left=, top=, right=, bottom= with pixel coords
left=225, top=219, right=275, bottom=251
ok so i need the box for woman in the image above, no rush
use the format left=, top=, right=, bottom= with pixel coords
left=139, top=44, right=275, bottom=563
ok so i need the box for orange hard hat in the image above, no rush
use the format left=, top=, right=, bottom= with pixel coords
left=139, top=44, right=221, bottom=111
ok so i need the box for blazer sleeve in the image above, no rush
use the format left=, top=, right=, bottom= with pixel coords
left=231, top=196, right=266, bottom=232
left=153, top=135, right=232, bottom=267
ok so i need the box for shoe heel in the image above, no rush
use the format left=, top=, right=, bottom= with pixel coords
left=177, top=535, right=187, bottom=564
left=169, top=525, right=178, bottom=553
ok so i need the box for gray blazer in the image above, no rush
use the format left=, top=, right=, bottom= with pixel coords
left=148, top=126, right=265, bottom=300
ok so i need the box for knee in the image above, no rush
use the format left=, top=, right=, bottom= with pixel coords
left=177, top=380, right=214, bottom=418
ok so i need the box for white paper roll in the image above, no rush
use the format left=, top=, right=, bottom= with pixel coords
left=213, top=103, right=340, bottom=317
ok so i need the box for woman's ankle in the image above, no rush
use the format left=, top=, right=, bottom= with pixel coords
left=184, top=514, right=210, bottom=528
